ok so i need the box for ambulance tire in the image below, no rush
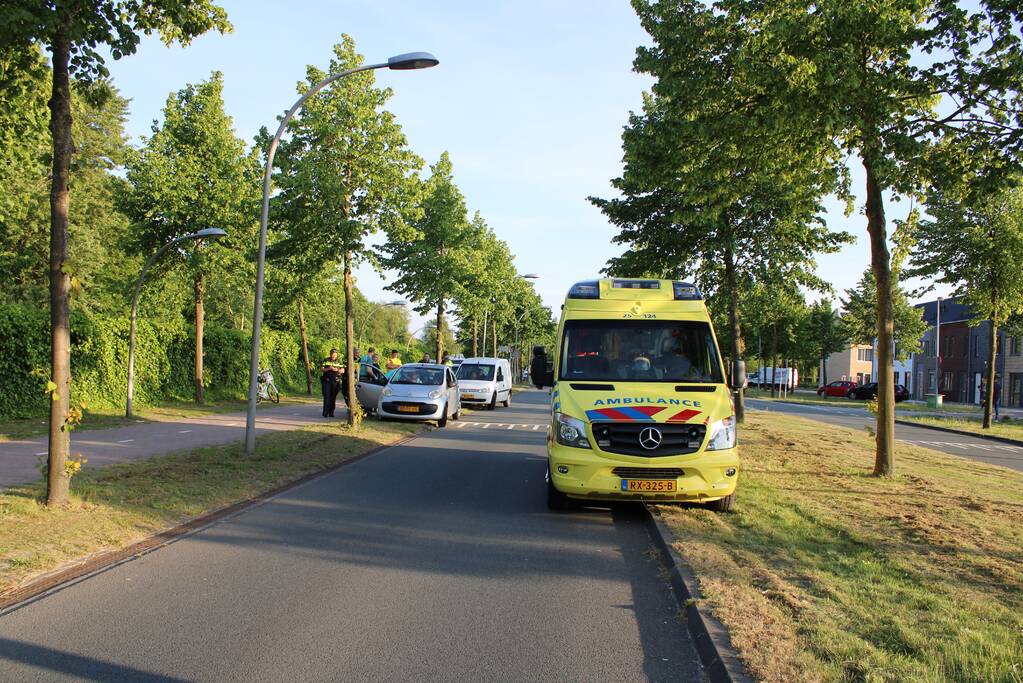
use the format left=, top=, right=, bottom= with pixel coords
left=708, top=493, right=735, bottom=513
left=547, top=477, right=572, bottom=511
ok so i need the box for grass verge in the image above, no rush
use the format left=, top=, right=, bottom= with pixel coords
left=744, top=388, right=983, bottom=415
left=0, top=395, right=318, bottom=442
left=899, top=415, right=1023, bottom=443
left=655, top=412, right=1023, bottom=682
left=0, top=418, right=419, bottom=595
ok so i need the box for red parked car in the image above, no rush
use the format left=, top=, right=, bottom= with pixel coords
left=817, top=381, right=857, bottom=398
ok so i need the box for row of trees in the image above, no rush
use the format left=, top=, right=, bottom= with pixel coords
left=1, top=2, right=551, bottom=505
left=595, top=0, right=1023, bottom=475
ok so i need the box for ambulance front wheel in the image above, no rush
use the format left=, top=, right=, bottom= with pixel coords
left=708, top=493, right=735, bottom=513
left=547, top=474, right=571, bottom=510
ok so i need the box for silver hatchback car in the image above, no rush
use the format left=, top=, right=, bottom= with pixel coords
left=377, top=363, right=461, bottom=427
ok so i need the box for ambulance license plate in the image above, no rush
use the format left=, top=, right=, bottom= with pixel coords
left=397, top=405, right=418, bottom=413
left=621, top=479, right=676, bottom=492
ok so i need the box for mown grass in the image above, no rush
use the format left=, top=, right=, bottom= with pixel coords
left=900, top=415, right=1023, bottom=443
left=656, top=413, right=1023, bottom=683
left=0, top=395, right=318, bottom=442
left=0, top=418, right=418, bottom=595
left=745, top=388, right=983, bottom=415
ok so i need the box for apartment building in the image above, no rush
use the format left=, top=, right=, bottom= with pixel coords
left=1006, top=333, right=1023, bottom=409
left=823, top=344, right=874, bottom=385
left=912, top=298, right=1007, bottom=404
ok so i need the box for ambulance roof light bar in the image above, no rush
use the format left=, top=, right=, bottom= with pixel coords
left=673, top=281, right=703, bottom=300
left=567, top=280, right=600, bottom=299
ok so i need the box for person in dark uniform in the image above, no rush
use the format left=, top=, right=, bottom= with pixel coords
left=321, top=348, right=343, bottom=417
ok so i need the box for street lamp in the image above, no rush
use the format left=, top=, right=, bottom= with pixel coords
left=126, top=228, right=227, bottom=418
left=245, top=52, right=438, bottom=454
left=405, top=326, right=426, bottom=356
left=356, top=300, right=405, bottom=350
left=513, top=274, right=539, bottom=378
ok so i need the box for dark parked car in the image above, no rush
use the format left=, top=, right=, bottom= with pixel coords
left=848, top=382, right=909, bottom=402
left=817, top=380, right=857, bottom=398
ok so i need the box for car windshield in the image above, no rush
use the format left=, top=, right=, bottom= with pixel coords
left=390, top=367, right=444, bottom=386
left=559, top=320, right=723, bottom=383
left=456, top=364, right=495, bottom=381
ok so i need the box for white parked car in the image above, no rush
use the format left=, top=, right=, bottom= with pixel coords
left=456, top=358, right=512, bottom=409
left=377, top=363, right=460, bottom=427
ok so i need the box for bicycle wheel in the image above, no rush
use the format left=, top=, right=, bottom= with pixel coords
left=256, top=388, right=264, bottom=404
left=269, top=383, right=280, bottom=404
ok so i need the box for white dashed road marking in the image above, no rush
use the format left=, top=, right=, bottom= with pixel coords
left=117, top=439, right=134, bottom=443
left=178, top=430, right=192, bottom=434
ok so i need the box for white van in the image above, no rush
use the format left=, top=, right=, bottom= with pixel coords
left=456, top=357, right=512, bottom=409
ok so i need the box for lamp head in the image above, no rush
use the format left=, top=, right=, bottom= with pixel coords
left=387, top=52, right=439, bottom=70
left=192, top=228, right=228, bottom=240
left=521, top=273, right=540, bottom=280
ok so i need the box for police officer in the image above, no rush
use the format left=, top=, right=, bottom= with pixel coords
left=321, top=348, right=343, bottom=417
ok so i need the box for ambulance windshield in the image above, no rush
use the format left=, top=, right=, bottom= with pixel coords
left=559, top=320, right=723, bottom=383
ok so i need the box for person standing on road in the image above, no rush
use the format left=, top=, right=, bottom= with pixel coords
left=321, top=349, right=343, bottom=418
left=385, top=349, right=403, bottom=371
left=360, top=347, right=376, bottom=366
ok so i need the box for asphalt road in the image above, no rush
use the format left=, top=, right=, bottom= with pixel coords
left=746, top=397, right=1023, bottom=472
left=0, top=389, right=705, bottom=682
left=0, top=402, right=324, bottom=488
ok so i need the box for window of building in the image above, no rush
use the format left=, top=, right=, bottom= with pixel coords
left=942, top=371, right=954, bottom=392
left=857, top=348, right=874, bottom=362
left=1011, top=337, right=1022, bottom=357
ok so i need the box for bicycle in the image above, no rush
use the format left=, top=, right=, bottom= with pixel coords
left=256, top=368, right=280, bottom=404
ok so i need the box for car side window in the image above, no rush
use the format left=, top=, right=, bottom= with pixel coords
left=497, top=367, right=504, bottom=382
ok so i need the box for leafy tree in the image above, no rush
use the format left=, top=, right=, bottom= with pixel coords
left=908, top=182, right=1023, bottom=427
left=267, top=36, right=421, bottom=425
left=693, top=0, right=1023, bottom=474
left=384, top=152, right=472, bottom=362
left=119, top=72, right=259, bottom=404
left=803, top=300, right=848, bottom=388
left=0, top=2, right=229, bottom=505
left=841, top=270, right=927, bottom=363
left=593, top=2, right=851, bottom=421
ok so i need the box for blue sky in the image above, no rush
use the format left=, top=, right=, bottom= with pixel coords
left=103, top=0, right=950, bottom=329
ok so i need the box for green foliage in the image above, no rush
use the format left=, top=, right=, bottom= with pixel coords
left=267, top=35, right=422, bottom=274
left=0, top=304, right=316, bottom=420
left=841, top=270, right=927, bottom=361
left=909, top=182, right=1023, bottom=329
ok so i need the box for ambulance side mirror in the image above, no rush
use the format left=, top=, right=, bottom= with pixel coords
left=531, top=346, right=554, bottom=388
left=730, top=360, right=748, bottom=391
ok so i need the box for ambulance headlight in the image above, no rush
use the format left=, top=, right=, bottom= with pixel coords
left=706, top=416, right=736, bottom=451
left=555, top=412, right=590, bottom=449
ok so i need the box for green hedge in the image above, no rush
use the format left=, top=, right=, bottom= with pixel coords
left=0, top=304, right=322, bottom=420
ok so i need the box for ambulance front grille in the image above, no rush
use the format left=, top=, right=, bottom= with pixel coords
left=591, top=422, right=706, bottom=457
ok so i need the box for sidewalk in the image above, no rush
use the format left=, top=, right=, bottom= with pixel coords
left=0, top=401, right=327, bottom=489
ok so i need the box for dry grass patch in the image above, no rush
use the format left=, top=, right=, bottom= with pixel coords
left=655, top=413, right=1023, bottom=683
left=0, top=419, right=418, bottom=595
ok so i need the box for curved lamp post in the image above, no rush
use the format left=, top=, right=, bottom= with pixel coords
left=245, top=52, right=438, bottom=454
left=126, top=227, right=227, bottom=418
left=357, top=300, right=405, bottom=350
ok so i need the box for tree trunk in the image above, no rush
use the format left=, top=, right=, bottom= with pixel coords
left=863, top=156, right=896, bottom=476
left=194, top=271, right=205, bottom=404
left=472, top=318, right=478, bottom=357
left=299, top=298, right=312, bottom=396
left=435, top=300, right=445, bottom=361
left=492, top=319, right=498, bottom=358
left=46, top=33, right=73, bottom=506
left=724, top=245, right=745, bottom=421
left=770, top=322, right=779, bottom=398
left=983, top=321, right=998, bottom=429
left=343, top=251, right=359, bottom=426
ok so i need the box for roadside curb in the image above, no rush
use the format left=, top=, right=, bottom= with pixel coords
left=894, top=419, right=1023, bottom=448
left=0, top=431, right=420, bottom=615
left=643, top=505, right=754, bottom=683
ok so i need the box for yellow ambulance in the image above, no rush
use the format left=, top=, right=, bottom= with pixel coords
left=530, top=278, right=743, bottom=511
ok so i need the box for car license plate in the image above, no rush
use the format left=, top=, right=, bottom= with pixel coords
left=397, top=405, right=418, bottom=413
left=621, top=479, right=676, bottom=492
left=461, top=394, right=474, bottom=400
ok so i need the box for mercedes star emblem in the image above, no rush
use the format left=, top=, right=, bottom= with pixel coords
left=639, top=427, right=663, bottom=450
